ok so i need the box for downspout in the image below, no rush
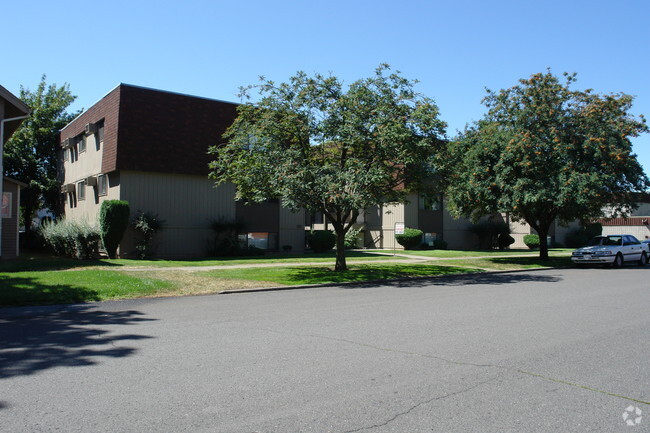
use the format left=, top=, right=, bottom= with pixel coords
left=0, top=114, right=30, bottom=259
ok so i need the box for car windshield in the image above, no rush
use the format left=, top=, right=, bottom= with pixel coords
left=588, top=236, right=621, bottom=246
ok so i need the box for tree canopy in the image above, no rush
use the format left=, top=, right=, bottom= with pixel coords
left=444, top=71, right=648, bottom=259
left=4, top=75, right=79, bottom=233
left=209, top=65, right=447, bottom=270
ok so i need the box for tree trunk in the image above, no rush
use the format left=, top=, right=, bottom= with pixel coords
left=334, top=229, right=347, bottom=271
left=538, top=226, right=550, bottom=261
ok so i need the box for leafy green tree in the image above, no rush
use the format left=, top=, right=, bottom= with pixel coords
left=444, top=71, right=648, bottom=260
left=209, top=65, right=446, bottom=270
left=4, top=75, right=80, bottom=237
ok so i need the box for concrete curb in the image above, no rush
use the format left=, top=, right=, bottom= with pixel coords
left=218, top=266, right=556, bottom=295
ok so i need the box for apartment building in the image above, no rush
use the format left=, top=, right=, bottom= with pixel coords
left=59, top=84, right=305, bottom=258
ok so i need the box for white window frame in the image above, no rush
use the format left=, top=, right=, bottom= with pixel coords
left=97, top=174, right=108, bottom=196
left=78, top=135, right=86, bottom=153
left=77, top=180, right=86, bottom=201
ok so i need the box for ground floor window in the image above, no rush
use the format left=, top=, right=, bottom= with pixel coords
left=423, top=232, right=438, bottom=247
left=238, top=232, right=278, bottom=250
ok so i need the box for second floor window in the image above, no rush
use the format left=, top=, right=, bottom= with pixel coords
left=77, top=180, right=86, bottom=201
left=97, top=174, right=107, bottom=196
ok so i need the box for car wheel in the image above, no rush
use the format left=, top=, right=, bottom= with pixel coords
left=613, top=253, right=624, bottom=268
left=639, top=252, right=648, bottom=266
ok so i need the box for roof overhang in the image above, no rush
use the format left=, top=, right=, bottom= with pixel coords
left=1, top=84, right=30, bottom=143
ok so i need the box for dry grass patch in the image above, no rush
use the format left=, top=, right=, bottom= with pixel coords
left=127, top=270, right=281, bottom=296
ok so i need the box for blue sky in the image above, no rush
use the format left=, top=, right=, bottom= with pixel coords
left=3, top=0, right=649, bottom=173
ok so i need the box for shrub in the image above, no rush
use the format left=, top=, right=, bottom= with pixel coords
left=307, top=230, right=336, bottom=253
left=344, top=228, right=362, bottom=249
left=433, top=239, right=448, bottom=250
left=40, top=219, right=101, bottom=260
left=208, top=217, right=247, bottom=257
left=132, top=211, right=165, bottom=259
left=99, top=200, right=130, bottom=258
left=469, top=220, right=510, bottom=249
left=523, top=234, right=540, bottom=249
left=497, top=233, right=515, bottom=250
left=395, top=228, right=423, bottom=250
left=282, top=245, right=292, bottom=252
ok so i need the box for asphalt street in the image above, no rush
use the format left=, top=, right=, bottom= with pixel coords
left=1, top=267, right=648, bottom=432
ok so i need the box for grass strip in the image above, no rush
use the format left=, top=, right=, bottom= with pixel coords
left=0, top=270, right=175, bottom=307
left=439, top=256, right=573, bottom=271
left=1, top=251, right=392, bottom=273
left=366, top=248, right=573, bottom=258
left=201, top=263, right=484, bottom=286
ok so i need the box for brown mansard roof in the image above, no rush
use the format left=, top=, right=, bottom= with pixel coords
left=60, top=84, right=238, bottom=176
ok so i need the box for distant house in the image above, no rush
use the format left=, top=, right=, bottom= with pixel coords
left=59, top=84, right=306, bottom=258
left=597, top=195, right=650, bottom=241
left=1, top=85, right=30, bottom=260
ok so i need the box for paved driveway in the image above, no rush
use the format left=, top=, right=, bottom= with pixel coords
left=1, top=268, right=648, bottom=432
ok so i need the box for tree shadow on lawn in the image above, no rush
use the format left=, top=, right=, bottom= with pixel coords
left=284, top=266, right=563, bottom=289
left=0, top=257, right=122, bottom=272
left=488, top=256, right=574, bottom=268
left=0, top=274, right=103, bottom=307
left=0, top=304, right=155, bottom=384
left=281, top=265, right=475, bottom=285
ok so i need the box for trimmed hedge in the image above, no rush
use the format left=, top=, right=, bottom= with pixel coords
left=99, top=200, right=130, bottom=258
left=395, top=227, right=423, bottom=250
left=523, top=234, right=540, bottom=249
left=307, top=230, right=336, bottom=253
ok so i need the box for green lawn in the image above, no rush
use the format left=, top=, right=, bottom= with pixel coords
left=366, top=248, right=573, bottom=258
left=0, top=270, right=175, bottom=307
left=1, top=251, right=392, bottom=273
left=0, top=250, right=573, bottom=307
left=440, top=256, right=574, bottom=270
left=202, top=263, right=483, bottom=286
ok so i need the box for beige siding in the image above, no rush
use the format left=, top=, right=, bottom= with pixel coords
left=442, top=203, right=475, bottom=249
left=403, top=194, right=419, bottom=228
left=119, top=171, right=236, bottom=258
left=279, top=207, right=306, bottom=253
left=62, top=131, right=103, bottom=187
left=602, top=225, right=650, bottom=241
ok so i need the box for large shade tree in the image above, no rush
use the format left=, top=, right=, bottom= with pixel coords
left=444, top=71, right=648, bottom=260
left=209, top=65, right=447, bottom=270
left=4, top=75, right=79, bottom=237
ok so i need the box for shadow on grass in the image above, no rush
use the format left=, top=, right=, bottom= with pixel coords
left=0, top=257, right=122, bottom=272
left=280, top=265, right=481, bottom=285
left=0, top=305, right=155, bottom=383
left=0, top=275, right=102, bottom=307
left=345, top=270, right=564, bottom=289
left=488, top=256, right=574, bottom=268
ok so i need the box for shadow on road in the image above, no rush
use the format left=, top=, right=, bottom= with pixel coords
left=0, top=306, right=156, bottom=383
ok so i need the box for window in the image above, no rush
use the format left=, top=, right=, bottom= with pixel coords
left=97, top=120, right=105, bottom=143
left=78, top=135, right=86, bottom=153
left=419, top=194, right=442, bottom=211
left=77, top=180, right=86, bottom=201
left=97, top=174, right=108, bottom=196
left=423, top=232, right=438, bottom=247
left=1, top=192, right=12, bottom=218
left=241, top=232, right=278, bottom=250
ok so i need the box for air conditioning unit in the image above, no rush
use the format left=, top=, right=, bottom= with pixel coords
left=86, top=176, right=98, bottom=186
left=85, top=123, right=97, bottom=135
left=63, top=138, right=73, bottom=148
left=61, top=184, right=75, bottom=193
